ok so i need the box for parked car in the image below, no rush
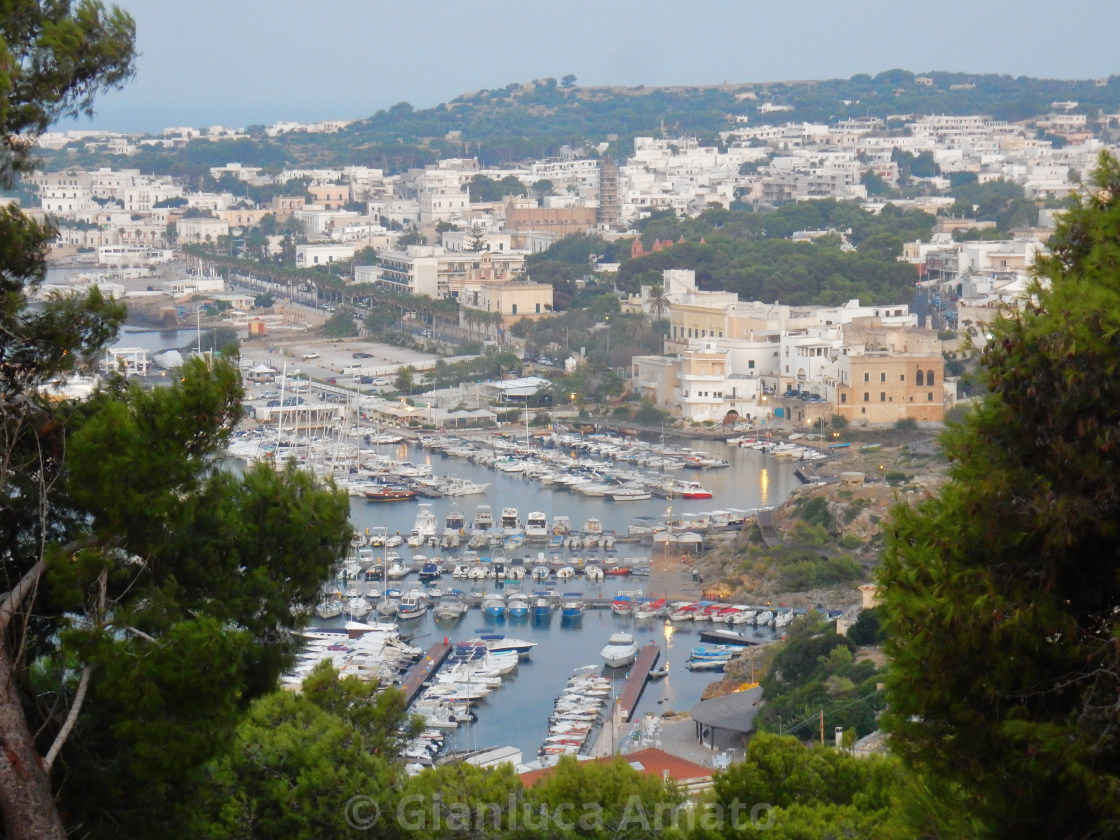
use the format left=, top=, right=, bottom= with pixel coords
left=352, top=351, right=373, bottom=359
left=325, top=377, right=337, bottom=384
left=260, top=391, right=280, bottom=400
left=357, top=375, right=375, bottom=384
left=281, top=398, right=305, bottom=407
left=301, top=351, right=320, bottom=360
left=266, top=399, right=281, bottom=407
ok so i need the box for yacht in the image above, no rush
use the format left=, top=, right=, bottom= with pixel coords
left=471, top=504, right=494, bottom=533
left=443, top=509, right=465, bottom=538
left=500, top=507, right=522, bottom=533
left=525, top=511, right=549, bottom=542
left=583, top=517, right=603, bottom=535
left=440, top=476, right=489, bottom=496
left=551, top=515, right=572, bottom=535
left=600, top=632, right=640, bottom=668
left=411, top=504, right=439, bottom=541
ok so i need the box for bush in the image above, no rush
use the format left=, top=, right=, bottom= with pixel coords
left=846, top=608, right=884, bottom=645
left=839, top=534, right=863, bottom=549
left=885, top=471, right=908, bottom=486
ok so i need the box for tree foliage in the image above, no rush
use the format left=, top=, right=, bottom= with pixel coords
left=878, top=151, right=1120, bottom=838
left=188, top=662, right=416, bottom=839
left=756, top=614, right=885, bottom=740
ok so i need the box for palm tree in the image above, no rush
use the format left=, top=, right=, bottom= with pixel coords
left=647, top=282, right=671, bottom=325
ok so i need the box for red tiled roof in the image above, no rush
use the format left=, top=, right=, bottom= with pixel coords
left=520, top=748, right=711, bottom=786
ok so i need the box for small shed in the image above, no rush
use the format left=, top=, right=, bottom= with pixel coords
left=689, top=686, right=764, bottom=751
left=839, top=471, right=866, bottom=486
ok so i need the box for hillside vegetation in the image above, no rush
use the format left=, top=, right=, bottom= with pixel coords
left=43, top=70, right=1120, bottom=175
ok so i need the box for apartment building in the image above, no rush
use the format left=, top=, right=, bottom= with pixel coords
left=361, top=245, right=528, bottom=299
left=458, top=281, right=554, bottom=326
left=295, top=243, right=355, bottom=268
left=830, top=351, right=946, bottom=425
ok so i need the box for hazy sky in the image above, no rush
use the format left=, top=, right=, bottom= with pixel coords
left=61, top=0, right=1120, bottom=133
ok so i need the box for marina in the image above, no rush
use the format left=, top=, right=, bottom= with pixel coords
left=265, top=428, right=805, bottom=767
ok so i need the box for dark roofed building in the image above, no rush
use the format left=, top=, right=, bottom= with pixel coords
left=689, top=686, right=763, bottom=751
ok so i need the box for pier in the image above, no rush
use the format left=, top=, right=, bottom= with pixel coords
left=617, top=643, right=661, bottom=722
left=399, top=640, right=452, bottom=707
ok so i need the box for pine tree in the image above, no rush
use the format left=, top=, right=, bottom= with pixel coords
left=878, top=151, right=1120, bottom=838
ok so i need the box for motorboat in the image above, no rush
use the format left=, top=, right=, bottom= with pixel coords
left=444, top=509, right=465, bottom=538
left=633, top=597, right=667, bottom=619
left=482, top=593, right=506, bottom=618
left=363, top=486, right=419, bottom=502
left=600, top=633, right=639, bottom=668
left=560, top=593, right=584, bottom=620
left=551, top=515, right=571, bottom=535
left=469, top=634, right=537, bottom=657
left=611, top=485, right=652, bottom=502
left=433, top=596, right=467, bottom=622
left=396, top=591, right=428, bottom=620
left=506, top=592, right=530, bottom=618
left=471, top=505, right=494, bottom=533
left=411, top=504, right=439, bottom=541
left=532, top=592, right=554, bottom=618
left=500, top=507, right=522, bottom=533
left=525, top=511, right=549, bottom=541
left=685, top=658, right=727, bottom=672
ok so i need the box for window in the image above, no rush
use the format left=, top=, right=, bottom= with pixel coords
left=927, top=370, right=936, bottom=386
left=863, top=392, right=870, bottom=402
left=748, top=360, right=755, bottom=370
left=880, top=372, right=887, bottom=382
left=840, top=393, right=847, bottom=404
left=511, top=304, right=517, bottom=315
left=881, top=392, right=886, bottom=402
left=900, top=374, right=906, bottom=382
left=863, top=372, right=870, bottom=382
left=916, top=370, right=925, bottom=386
left=535, top=303, right=540, bottom=313
left=928, top=392, right=934, bottom=401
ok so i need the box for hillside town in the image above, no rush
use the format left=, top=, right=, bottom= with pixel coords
left=15, top=102, right=1117, bottom=429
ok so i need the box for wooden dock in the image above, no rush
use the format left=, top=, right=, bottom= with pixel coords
left=617, top=643, right=660, bottom=722
left=399, top=640, right=452, bottom=707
